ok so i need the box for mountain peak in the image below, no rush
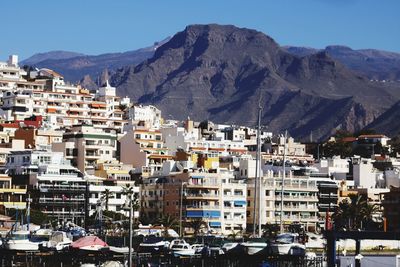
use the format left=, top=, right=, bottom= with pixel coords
left=112, top=24, right=399, bottom=140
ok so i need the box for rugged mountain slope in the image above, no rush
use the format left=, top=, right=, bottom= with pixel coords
left=112, top=24, right=400, bottom=140
left=21, top=51, right=84, bottom=65
left=366, top=101, right=400, bottom=136
left=285, top=45, right=400, bottom=81
left=21, top=38, right=170, bottom=83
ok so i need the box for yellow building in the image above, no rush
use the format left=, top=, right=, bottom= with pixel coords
left=0, top=174, right=27, bottom=212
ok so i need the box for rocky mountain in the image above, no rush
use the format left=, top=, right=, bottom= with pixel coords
left=365, top=101, right=400, bottom=136
left=21, top=38, right=170, bottom=83
left=111, top=24, right=400, bottom=140
left=21, top=51, right=84, bottom=65
left=285, top=45, right=400, bottom=81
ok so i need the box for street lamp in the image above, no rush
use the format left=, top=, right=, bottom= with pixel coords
left=179, top=181, right=187, bottom=237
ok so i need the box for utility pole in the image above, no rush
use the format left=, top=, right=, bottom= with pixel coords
left=280, top=131, right=287, bottom=233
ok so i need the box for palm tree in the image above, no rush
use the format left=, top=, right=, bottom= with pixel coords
left=186, top=219, right=207, bottom=237
left=333, top=194, right=381, bottom=230
left=100, top=189, right=114, bottom=211
left=361, top=203, right=381, bottom=230
left=157, top=215, right=179, bottom=237
left=227, top=227, right=244, bottom=241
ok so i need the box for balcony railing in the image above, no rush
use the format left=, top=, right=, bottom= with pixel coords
left=186, top=205, right=220, bottom=209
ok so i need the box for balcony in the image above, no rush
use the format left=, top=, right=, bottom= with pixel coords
left=185, top=193, right=219, bottom=200
left=39, top=184, right=86, bottom=192
left=275, top=204, right=318, bottom=211
left=186, top=205, right=220, bottom=210
left=85, top=152, right=100, bottom=159
left=186, top=183, right=219, bottom=189
left=85, top=141, right=102, bottom=149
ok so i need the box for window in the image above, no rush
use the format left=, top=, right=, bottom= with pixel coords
left=247, top=190, right=250, bottom=196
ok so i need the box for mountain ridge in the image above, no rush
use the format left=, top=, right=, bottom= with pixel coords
left=111, top=24, right=400, bottom=140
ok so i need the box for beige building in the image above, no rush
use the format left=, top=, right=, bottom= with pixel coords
left=120, top=129, right=171, bottom=177
left=53, top=125, right=117, bottom=174
left=141, top=169, right=247, bottom=236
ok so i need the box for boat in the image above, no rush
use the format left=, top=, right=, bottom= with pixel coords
left=137, top=236, right=170, bottom=254
left=241, top=238, right=269, bottom=256
left=4, top=196, right=40, bottom=251
left=222, top=242, right=240, bottom=254
left=3, top=230, right=40, bottom=251
left=168, top=239, right=189, bottom=249
left=71, top=236, right=108, bottom=252
left=100, top=261, right=124, bottom=267
left=191, top=243, right=205, bottom=254
left=168, top=239, right=196, bottom=257
left=100, top=245, right=130, bottom=254
left=134, top=224, right=179, bottom=238
left=41, top=231, right=72, bottom=251
left=170, top=243, right=196, bottom=257
left=270, top=233, right=306, bottom=256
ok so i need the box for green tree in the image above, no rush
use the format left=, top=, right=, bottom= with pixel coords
left=333, top=194, right=381, bottom=230
left=186, top=219, right=207, bottom=237
left=100, top=189, right=114, bottom=211
left=322, top=141, right=353, bottom=158
left=389, top=135, right=400, bottom=157
left=361, top=203, right=381, bottom=230
left=156, top=215, right=179, bottom=237
left=262, top=223, right=279, bottom=239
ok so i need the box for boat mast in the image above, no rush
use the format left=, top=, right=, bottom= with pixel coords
left=27, top=193, right=31, bottom=232
left=257, top=106, right=262, bottom=238
left=280, top=131, right=287, bottom=233
left=252, top=104, right=262, bottom=237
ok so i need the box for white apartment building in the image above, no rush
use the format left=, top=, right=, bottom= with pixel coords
left=86, top=175, right=140, bottom=218
left=266, top=136, right=306, bottom=156
left=128, top=105, right=162, bottom=129
left=53, top=125, right=118, bottom=174
left=5, top=150, right=87, bottom=225
left=352, top=157, right=383, bottom=189
left=245, top=169, right=319, bottom=232
left=0, top=56, right=128, bottom=131
left=163, top=129, right=248, bottom=157
left=141, top=169, right=247, bottom=236
left=313, top=156, right=349, bottom=180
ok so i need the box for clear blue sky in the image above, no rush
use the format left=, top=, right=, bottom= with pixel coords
left=1, top=0, right=399, bottom=60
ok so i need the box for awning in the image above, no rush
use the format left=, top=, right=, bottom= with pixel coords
left=186, top=210, right=220, bottom=218
left=191, top=175, right=204, bottom=179
left=209, top=221, right=221, bottom=227
left=234, top=200, right=247, bottom=206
